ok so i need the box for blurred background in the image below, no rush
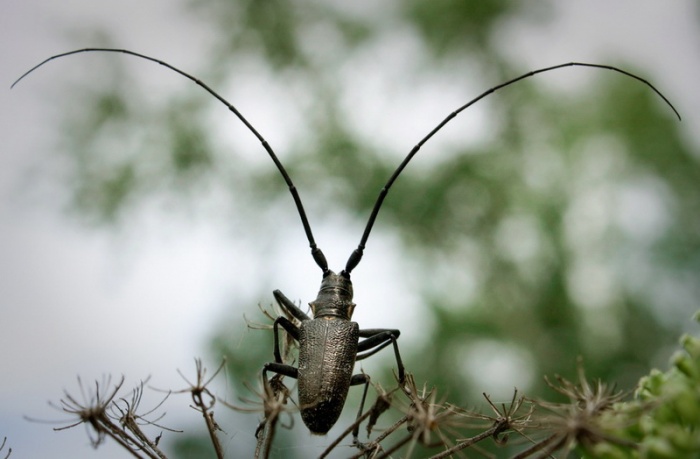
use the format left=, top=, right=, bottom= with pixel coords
left=1, top=0, right=699, bottom=457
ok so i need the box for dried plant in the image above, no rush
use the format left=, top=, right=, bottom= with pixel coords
left=26, top=361, right=228, bottom=459
left=520, top=363, right=635, bottom=458
left=223, top=373, right=296, bottom=459
left=32, top=316, right=699, bottom=458
left=111, top=379, right=181, bottom=459
left=49, top=376, right=130, bottom=450
left=26, top=375, right=165, bottom=458
left=171, top=359, right=227, bottom=459
left=234, top=302, right=304, bottom=457
left=0, top=437, right=11, bottom=459
left=28, top=358, right=688, bottom=458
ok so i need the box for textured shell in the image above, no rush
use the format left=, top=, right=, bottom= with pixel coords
left=298, top=318, right=359, bottom=434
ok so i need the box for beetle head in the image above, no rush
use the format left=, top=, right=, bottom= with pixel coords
left=309, top=270, right=355, bottom=320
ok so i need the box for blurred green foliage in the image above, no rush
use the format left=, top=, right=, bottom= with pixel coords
left=45, top=0, right=698, bottom=456
left=580, top=313, right=700, bottom=458
left=631, top=326, right=700, bottom=457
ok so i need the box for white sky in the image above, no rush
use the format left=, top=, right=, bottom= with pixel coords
left=1, top=1, right=699, bottom=457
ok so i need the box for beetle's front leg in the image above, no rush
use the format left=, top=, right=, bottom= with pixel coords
left=258, top=298, right=304, bottom=439
left=271, top=316, right=300, bottom=363
left=273, top=289, right=311, bottom=322
left=263, top=298, right=302, bottom=385
left=268, top=289, right=307, bottom=364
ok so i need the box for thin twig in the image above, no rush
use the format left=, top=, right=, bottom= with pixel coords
left=254, top=414, right=277, bottom=459
left=173, top=359, right=227, bottom=459
left=319, top=408, right=374, bottom=458
left=0, top=437, right=11, bottom=459
left=427, top=423, right=500, bottom=459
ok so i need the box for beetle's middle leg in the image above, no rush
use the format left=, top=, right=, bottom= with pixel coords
left=348, top=328, right=405, bottom=441
left=357, top=328, right=405, bottom=382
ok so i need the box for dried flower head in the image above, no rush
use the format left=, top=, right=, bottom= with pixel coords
left=525, top=363, right=634, bottom=457
left=172, top=359, right=227, bottom=459
left=427, top=390, right=536, bottom=459
left=224, top=374, right=295, bottom=437
left=361, top=373, right=465, bottom=459
left=49, top=375, right=125, bottom=448
left=111, top=379, right=181, bottom=455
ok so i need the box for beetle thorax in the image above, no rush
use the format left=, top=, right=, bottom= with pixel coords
left=308, top=271, right=355, bottom=319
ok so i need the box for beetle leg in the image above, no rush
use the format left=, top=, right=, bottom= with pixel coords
left=273, top=289, right=311, bottom=322
left=261, top=364, right=297, bottom=401
left=348, top=373, right=371, bottom=442
left=256, top=292, right=307, bottom=437
left=257, top=313, right=302, bottom=435
left=263, top=362, right=298, bottom=380
left=272, top=316, right=300, bottom=363
left=262, top=362, right=298, bottom=398
left=349, top=330, right=405, bottom=442
left=358, top=328, right=401, bottom=338
left=357, top=329, right=405, bottom=383
left=258, top=363, right=298, bottom=438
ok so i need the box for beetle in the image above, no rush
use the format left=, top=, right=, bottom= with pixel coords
left=12, top=50, right=681, bottom=437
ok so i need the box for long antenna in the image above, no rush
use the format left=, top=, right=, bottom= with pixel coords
left=14, top=54, right=681, bottom=278
left=12, top=48, right=330, bottom=274
left=342, top=62, right=681, bottom=275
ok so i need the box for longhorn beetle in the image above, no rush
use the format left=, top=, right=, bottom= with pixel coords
left=13, top=50, right=680, bottom=437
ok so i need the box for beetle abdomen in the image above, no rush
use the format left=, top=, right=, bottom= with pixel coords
left=298, top=319, right=359, bottom=434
